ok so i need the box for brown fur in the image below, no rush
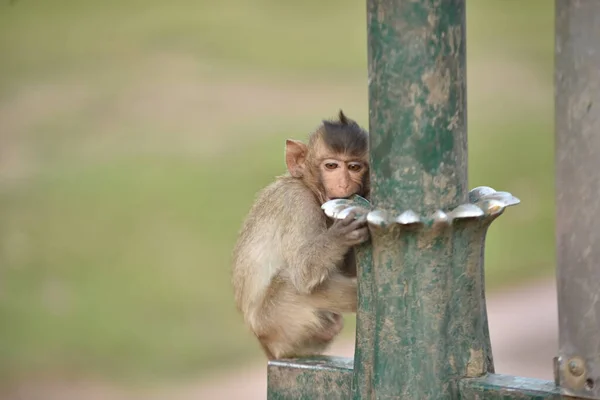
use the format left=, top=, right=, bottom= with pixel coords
left=231, top=111, right=369, bottom=359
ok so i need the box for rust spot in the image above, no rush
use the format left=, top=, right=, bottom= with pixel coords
left=268, top=359, right=352, bottom=398
left=422, top=170, right=458, bottom=211
left=412, top=103, right=423, bottom=134
left=466, top=348, right=485, bottom=377
left=427, top=13, right=438, bottom=28
left=377, top=7, right=385, bottom=23
left=447, top=111, right=460, bottom=130
left=409, top=82, right=421, bottom=106
left=421, top=67, right=450, bottom=106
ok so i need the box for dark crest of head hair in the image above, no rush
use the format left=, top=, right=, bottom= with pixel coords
left=320, top=110, right=368, bottom=156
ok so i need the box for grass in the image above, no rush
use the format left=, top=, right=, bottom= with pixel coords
left=0, top=0, right=556, bottom=388
left=0, top=139, right=284, bottom=383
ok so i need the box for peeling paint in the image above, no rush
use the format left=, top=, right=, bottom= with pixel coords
left=267, top=357, right=353, bottom=399
left=422, top=170, right=459, bottom=211
left=466, top=348, right=485, bottom=377
left=368, top=0, right=467, bottom=215
left=422, top=68, right=450, bottom=106
left=460, top=374, right=563, bottom=399
left=352, top=212, right=376, bottom=400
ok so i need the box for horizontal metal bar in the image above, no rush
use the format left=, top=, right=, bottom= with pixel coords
left=269, top=364, right=565, bottom=400
left=267, top=356, right=352, bottom=400
left=460, top=374, right=561, bottom=399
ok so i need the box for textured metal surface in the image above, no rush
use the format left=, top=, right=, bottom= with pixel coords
left=322, top=187, right=519, bottom=399
left=367, top=0, right=468, bottom=216
left=555, top=1, right=600, bottom=399
left=460, top=374, right=562, bottom=400
left=347, top=195, right=377, bottom=400
left=267, top=356, right=352, bottom=400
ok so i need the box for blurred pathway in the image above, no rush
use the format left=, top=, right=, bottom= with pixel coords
left=4, top=278, right=558, bottom=400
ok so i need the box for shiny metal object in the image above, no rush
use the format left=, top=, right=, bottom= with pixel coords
left=321, top=186, right=519, bottom=228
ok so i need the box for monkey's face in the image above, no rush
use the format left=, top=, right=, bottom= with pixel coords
left=319, top=155, right=367, bottom=201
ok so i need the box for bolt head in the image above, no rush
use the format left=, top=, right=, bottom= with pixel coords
left=568, top=358, right=585, bottom=377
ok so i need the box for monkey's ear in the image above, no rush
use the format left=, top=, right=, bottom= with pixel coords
left=285, top=139, right=308, bottom=178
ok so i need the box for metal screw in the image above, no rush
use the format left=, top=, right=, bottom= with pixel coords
left=568, top=358, right=585, bottom=377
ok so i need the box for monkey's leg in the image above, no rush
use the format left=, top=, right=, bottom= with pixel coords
left=312, top=312, right=344, bottom=342
left=259, top=297, right=341, bottom=359
left=306, top=273, right=357, bottom=314
left=277, top=311, right=342, bottom=358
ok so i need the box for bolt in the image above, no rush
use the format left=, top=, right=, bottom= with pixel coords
left=568, top=358, right=585, bottom=377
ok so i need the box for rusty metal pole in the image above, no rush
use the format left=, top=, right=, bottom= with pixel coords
left=555, top=1, right=600, bottom=399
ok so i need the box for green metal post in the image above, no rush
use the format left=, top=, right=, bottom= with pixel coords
left=358, top=1, right=492, bottom=398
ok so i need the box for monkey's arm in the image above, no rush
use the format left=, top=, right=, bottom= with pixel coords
left=286, top=229, right=349, bottom=294
left=340, top=250, right=357, bottom=277
left=304, top=273, right=357, bottom=313
left=282, top=192, right=365, bottom=294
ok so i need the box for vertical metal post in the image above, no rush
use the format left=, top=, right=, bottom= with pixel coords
left=555, top=1, right=600, bottom=399
left=366, top=1, right=470, bottom=397
left=349, top=0, right=510, bottom=398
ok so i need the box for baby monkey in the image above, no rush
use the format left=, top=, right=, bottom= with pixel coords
left=232, top=110, right=370, bottom=360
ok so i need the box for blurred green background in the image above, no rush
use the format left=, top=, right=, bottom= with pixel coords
left=0, top=0, right=554, bottom=394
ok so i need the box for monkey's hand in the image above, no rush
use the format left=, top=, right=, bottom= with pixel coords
left=286, top=200, right=369, bottom=295
left=328, top=211, right=369, bottom=247
left=288, top=212, right=367, bottom=295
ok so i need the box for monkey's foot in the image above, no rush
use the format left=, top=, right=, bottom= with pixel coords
left=314, top=312, right=343, bottom=343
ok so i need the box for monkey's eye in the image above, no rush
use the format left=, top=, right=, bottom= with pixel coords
left=325, top=162, right=338, bottom=170
left=348, top=163, right=362, bottom=172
